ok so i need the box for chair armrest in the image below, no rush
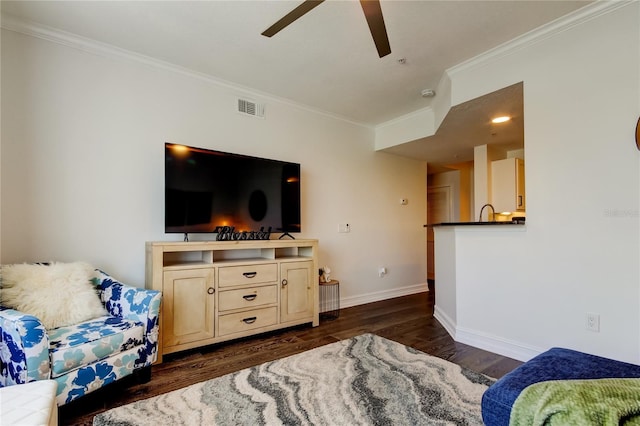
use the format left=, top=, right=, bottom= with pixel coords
left=96, top=272, right=162, bottom=364
left=0, top=308, right=51, bottom=386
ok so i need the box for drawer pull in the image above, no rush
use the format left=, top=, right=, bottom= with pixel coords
left=207, top=287, right=215, bottom=295
left=242, top=294, right=257, bottom=301
left=242, top=317, right=257, bottom=324
left=243, top=272, right=257, bottom=279
left=282, top=279, right=288, bottom=287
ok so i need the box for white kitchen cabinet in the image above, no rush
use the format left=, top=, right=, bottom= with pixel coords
left=491, top=158, right=525, bottom=213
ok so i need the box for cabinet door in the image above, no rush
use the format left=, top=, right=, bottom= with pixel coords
left=491, top=158, right=525, bottom=213
left=280, top=261, right=314, bottom=323
left=163, top=268, right=215, bottom=347
left=516, top=158, right=525, bottom=210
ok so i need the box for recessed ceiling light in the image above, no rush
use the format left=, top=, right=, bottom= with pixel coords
left=492, top=116, right=511, bottom=123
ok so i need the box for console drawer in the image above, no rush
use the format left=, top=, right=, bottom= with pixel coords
left=218, top=307, right=278, bottom=336
left=218, top=263, right=278, bottom=288
left=218, top=285, right=277, bottom=312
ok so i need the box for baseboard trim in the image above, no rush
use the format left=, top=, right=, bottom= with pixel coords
left=433, top=305, right=457, bottom=338
left=340, top=282, right=428, bottom=310
left=455, top=326, right=544, bottom=362
left=433, top=308, right=543, bottom=362
left=340, top=286, right=544, bottom=363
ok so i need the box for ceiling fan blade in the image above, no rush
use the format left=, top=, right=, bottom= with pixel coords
left=262, top=0, right=325, bottom=38
left=359, top=0, right=391, bottom=58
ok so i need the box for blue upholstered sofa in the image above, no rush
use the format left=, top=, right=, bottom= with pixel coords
left=482, top=347, right=640, bottom=425
left=0, top=269, right=161, bottom=406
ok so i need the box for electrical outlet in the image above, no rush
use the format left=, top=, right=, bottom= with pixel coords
left=586, top=313, right=600, bottom=332
left=378, top=266, right=387, bottom=277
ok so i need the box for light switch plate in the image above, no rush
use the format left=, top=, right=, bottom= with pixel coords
left=338, top=223, right=351, bottom=233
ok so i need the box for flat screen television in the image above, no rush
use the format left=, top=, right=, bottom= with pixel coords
left=165, top=143, right=301, bottom=236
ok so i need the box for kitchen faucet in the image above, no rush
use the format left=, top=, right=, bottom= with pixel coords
left=479, top=203, right=495, bottom=222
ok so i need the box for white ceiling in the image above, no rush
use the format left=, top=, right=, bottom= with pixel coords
left=383, top=81, right=524, bottom=170
left=1, top=0, right=591, bottom=165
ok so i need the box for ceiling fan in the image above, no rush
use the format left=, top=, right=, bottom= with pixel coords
left=262, top=0, right=391, bottom=58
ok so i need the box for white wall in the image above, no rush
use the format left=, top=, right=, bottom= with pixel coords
left=0, top=27, right=427, bottom=304
left=375, top=107, right=435, bottom=150
left=438, top=2, right=640, bottom=363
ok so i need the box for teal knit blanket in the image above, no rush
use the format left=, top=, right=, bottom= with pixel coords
left=510, top=378, right=640, bottom=426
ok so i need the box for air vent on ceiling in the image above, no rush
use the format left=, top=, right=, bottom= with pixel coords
left=237, top=98, right=265, bottom=118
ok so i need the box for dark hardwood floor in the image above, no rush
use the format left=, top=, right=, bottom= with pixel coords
left=59, top=284, right=522, bottom=425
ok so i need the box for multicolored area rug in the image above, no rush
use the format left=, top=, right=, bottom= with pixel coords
left=93, top=333, right=494, bottom=425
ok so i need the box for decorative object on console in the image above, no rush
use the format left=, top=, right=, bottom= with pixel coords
left=321, top=266, right=331, bottom=283
left=215, top=226, right=272, bottom=241
left=0, top=265, right=161, bottom=406
left=324, top=266, right=331, bottom=283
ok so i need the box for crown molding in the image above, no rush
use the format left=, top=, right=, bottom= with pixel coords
left=0, top=13, right=371, bottom=129
left=447, top=0, right=633, bottom=77
left=376, top=105, right=434, bottom=129
left=1, top=1, right=630, bottom=130
left=378, top=1, right=630, bottom=133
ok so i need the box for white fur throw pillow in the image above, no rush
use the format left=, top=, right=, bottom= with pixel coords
left=1, top=262, right=107, bottom=329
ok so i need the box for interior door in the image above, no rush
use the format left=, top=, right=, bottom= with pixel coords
left=427, top=186, right=452, bottom=281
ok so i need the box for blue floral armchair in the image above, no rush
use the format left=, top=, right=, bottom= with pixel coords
left=0, top=270, right=161, bottom=406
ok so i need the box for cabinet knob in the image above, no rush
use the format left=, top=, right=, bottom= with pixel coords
left=207, top=287, right=215, bottom=295
left=281, top=279, right=288, bottom=287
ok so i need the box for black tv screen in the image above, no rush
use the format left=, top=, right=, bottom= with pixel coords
left=165, top=143, right=301, bottom=235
